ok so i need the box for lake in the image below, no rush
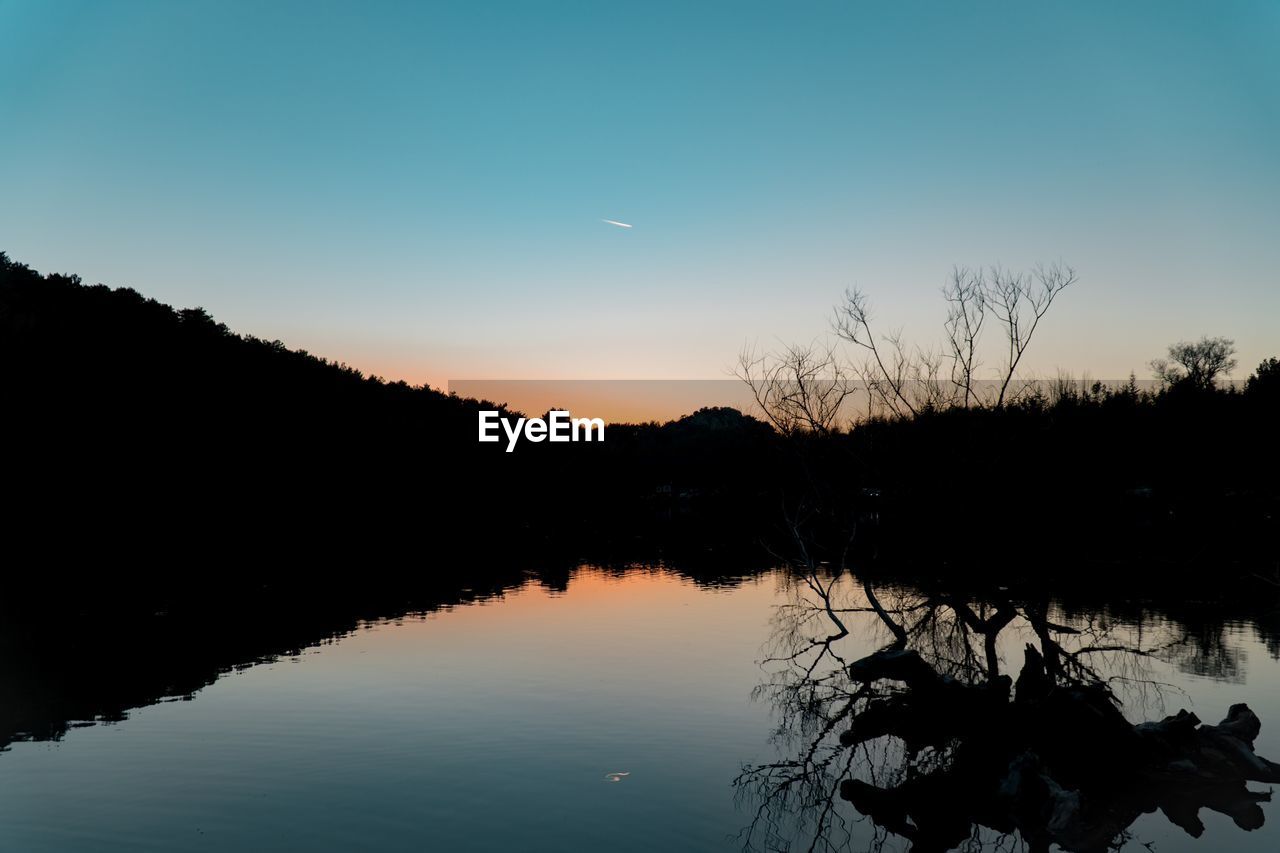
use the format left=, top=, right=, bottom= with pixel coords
left=3, top=565, right=1280, bottom=852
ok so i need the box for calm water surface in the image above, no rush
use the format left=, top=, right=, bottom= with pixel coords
left=3, top=566, right=1280, bottom=852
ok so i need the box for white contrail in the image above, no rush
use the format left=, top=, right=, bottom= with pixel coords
left=602, top=219, right=633, bottom=229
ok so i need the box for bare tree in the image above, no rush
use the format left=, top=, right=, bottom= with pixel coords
left=987, top=263, right=1077, bottom=407
left=943, top=266, right=988, bottom=408
left=735, top=340, right=856, bottom=435
left=1151, top=336, right=1237, bottom=390
left=832, top=290, right=922, bottom=419
left=831, top=263, right=1077, bottom=417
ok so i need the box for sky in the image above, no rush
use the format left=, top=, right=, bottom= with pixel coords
left=2, top=1, right=1277, bottom=392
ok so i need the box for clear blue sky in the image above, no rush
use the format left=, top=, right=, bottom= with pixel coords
left=2, top=1, right=1277, bottom=387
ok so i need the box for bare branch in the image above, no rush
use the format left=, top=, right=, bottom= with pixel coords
left=735, top=340, right=855, bottom=435
left=989, top=262, right=1077, bottom=407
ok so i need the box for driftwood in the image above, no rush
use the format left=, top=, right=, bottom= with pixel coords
left=838, top=642, right=1280, bottom=853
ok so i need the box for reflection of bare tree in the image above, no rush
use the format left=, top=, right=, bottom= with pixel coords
left=736, top=543, right=1280, bottom=853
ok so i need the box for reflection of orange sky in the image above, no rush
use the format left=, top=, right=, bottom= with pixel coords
left=299, top=567, right=893, bottom=700
left=333, top=566, right=790, bottom=656
left=444, top=566, right=776, bottom=618
left=327, top=567, right=893, bottom=658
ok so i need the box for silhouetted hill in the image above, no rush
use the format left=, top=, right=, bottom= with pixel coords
left=1, top=252, right=537, bottom=563
left=0, top=253, right=787, bottom=567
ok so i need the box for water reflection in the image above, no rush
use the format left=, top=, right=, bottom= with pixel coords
left=0, top=564, right=785, bottom=853
left=736, top=560, right=1280, bottom=852
left=3, top=561, right=1280, bottom=853
left=0, top=559, right=765, bottom=753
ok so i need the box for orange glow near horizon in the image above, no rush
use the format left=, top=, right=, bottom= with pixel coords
left=338, top=566, right=789, bottom=647
left=447, top=380, right=765, bottom=424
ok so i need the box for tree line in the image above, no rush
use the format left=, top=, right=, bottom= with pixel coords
left=2, top=252, right=1275, bottom=574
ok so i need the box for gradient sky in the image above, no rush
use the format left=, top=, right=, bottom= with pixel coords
left=2, top=1, right=1277, bottom=390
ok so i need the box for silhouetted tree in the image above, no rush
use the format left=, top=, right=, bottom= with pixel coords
left=1150, top=336, right=1237, bottom=390
left=734, top=340, right=854, bottom=435
left=831, top=262, right=1077, bottom=416
left=1246, top=357, right=1280, bottom=397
